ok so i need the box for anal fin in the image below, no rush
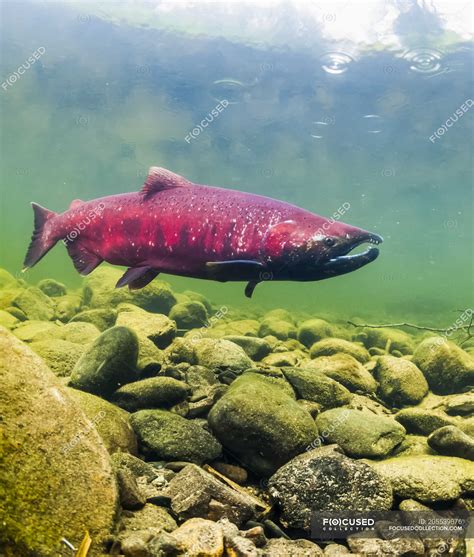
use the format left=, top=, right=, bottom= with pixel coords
left=116, top=266, right=159, bottom=290
left=245, top=281, right=260, bottom=298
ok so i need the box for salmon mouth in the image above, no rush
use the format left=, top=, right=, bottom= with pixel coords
left=323, top=232, right=383, bottom=275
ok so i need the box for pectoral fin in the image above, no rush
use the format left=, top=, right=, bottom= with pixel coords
left=116, top=266, right=160, bottom=290
left=205, top=260, right=264, bottom=282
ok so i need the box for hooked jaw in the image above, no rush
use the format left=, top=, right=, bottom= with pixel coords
left=321, top=231, right=383, bottom=276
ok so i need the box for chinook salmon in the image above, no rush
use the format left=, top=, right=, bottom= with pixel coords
left=24, top=167, right=383, bottom=298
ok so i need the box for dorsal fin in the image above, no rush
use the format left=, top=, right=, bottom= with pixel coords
left=69, top=199, right=84, bottom=210
left=140, top=167, right=192, bottom=199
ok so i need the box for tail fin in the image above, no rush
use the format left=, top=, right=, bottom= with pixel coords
left=23, top=203, right=59, bottom=269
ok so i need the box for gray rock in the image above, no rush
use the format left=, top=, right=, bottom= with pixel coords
left=194, top=338, right=253, bottom=373
left=170, top=517, right=225, bottom=556
left=120, top=503, right=177, bottom=532
left=412, top=337, right=474, bottom=394
left=316, top=408, right=406, bottom=458
left=268, top=446, right=393, bottom=530
left=305, top=354, right=377, bottom=393
left=0, top=327, right=118, bottom=554
left=374, top=355, right=428, bottom=406
left=395, top=407, right=456, bottom=435
left=169, top=300, right=209, bottom=329
left=428, top=425, right=474, bottom=460
left=69, top=326, right=139, bottom=397
left=116, top=468, right=146, bottom=510
left=37, top=278, right=67, bottom=297
left=163, top=464, right=258, bottom=526
left=297, top=318, right=334, bottom=347
left=12, top=286, right=55, bottom=321
left=130, top=409, right=221, bottom=464
left=372, top=455, right=474, bottom=502
left=310, top=338, right=370, bottom=363
left=262, top=538, right=323, bottom=556
left=208, top=372, right=318, bottom=476
left=282, top=367, right=352, bottom=409
left=112, top=377, right=190, bottom=411
left=223, top=335, right=271, bottom=361
left=116, top=310, right=176, bottom=349
left=347, top=537, right=424, bottom=556
left=30, top=339, right=85, bottom=377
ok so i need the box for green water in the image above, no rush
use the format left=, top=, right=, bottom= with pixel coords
left=1, top=0, right=472, bottom=323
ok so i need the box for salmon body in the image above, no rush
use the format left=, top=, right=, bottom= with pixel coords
left=24, top=167, right=383, bottom=297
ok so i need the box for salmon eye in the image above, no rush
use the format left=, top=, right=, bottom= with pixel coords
left=324, top=237, right=336, bottom=247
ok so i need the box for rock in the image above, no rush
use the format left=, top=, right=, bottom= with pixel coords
left=297, top=318, right=333, bottom=347
left=130, top=409, right=221, bottom=464
left=212, top=462, right=248, bottom=484
left=395, top=407, right=456, bottom=435
left=444, top=393, right=474, bottom=415
left=0, top=268, right=18, bottom=288
left=171, top=518, right=224, bottom=556
left=57, top=321, right=101, bottom=344
left=391, top=435, right=435, bottom=457
left=194, top=338, right=253, bottom=373
left=111, top=451, right=159, bottom=481
left=112, top=377, right=190, bottom=411
left=262, top=350, right=303, bottom=367
left=323, top=543, right=350, bottom=555
left=0, top=309, right=18, bottom=329
left=264, top=308, right=295, bottom=323
left=347, top=537, right=424, bottom=556
left=67, top=388, right=138, bottom=455
left=412, top=337, right=474, bottom=394
left=37, top=278, right=67, bottom=297
left=209, top=372, right=317, bottom=476
left=70, top=308, right=117, bottom=331
left=214, top=319, right=260, bottom=337
left=116, top=310, right=176, bottom=349
left=374, top=355, right=428, bottom=406
left=188, top=384, right=228, bottom=418
left=282, top=367, right=352, bottom=409
left=0, top=327, right=118, bottom=554
left=69, top=326, right=139, bottom=397
left=305, top=354, right=377, bottom=393
left=163, top=464, right=258, bottom=526
left=268, top=446, right=393, bottom=531
left=13, top=320, right=60, bottom=342
left=54, top=294, right=82, bottom=322
left=30, top=339, right=85, bottom=377
left=427, top=425, right=474, bottom=460
left=372, top=455, right=474, bottom=502
left=223, top=335, right=271, bottom=361
left=354, top=327, right=415, bottom=354
left=183, top=290, right=212, bottom=313
left=262, top=538, right=323, bottom=556
left=169, top=300, right=209, bottom=329
left=120, top=503, right=177, bottom=532
left=345, top=393, right=392, bottom=417
left=316, top=408, right=406, bottom=458
left=116, top=468, right=146, bottom=510
left=12, top=287, right=55, bottom=321
left=310, top=338, right=370, bottom=363
left=258, top=318, right=297, bottom=340
left=0, top=287, right=20, bottom=311
left=136, top=335, right=164, bottom=376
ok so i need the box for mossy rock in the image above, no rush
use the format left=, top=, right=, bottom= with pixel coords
left=427, top=425, right=474, bottom=460
left=309, top=338, right=370, bottom=363
left=0, top=310, right=19, bottom=329
left=305, top=354, right=377, bottom=393
left=68, top=388, right=138, bottom=455
left=112, top=376, right=190, bottom=411
left=391, top=434, right=436, bottom=457
left=182, top=290, right=212, bottom=313
left=395, top=407, right=457, bottom=435
left=208, top=372, right=318, bottom=476
left=354, top=327, right=415, bottom=354
left=258, top=318, right=297, bottom=341
left=193, top=338, right=253, bottom=373
left=374, top=355, right=428, bottom=406
left=297, top=318, right=333, bottom=347
left=70, top=308, right=117, bottom=331
left=12, top=287, right=55, bottom=321
left=263, top=308, right=295, bottom=324
left=53, top=294, right=82, bottom=322
left=223, top=335, right=271, bottom=361
left=37, top=278, right=67, bottom=297
left=30, top=339, right=85, bottom=377
left=0, top=327, right=118, bottom=554
left=116, top=310, right=176, bottom=348
left=13, top=320, right=62, bottom=343
left=169, top=300, right=209, bottom=329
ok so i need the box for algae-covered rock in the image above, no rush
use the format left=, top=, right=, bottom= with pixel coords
left=116, top=310, right=176, bottom=348
left=194, top=338, right=253, bottom=372
left=372, top=455, right=474, bottom=502
left=68, top=388, right=138, bottom=455
left=268, top=446, right=393, bottom=530
left=208, top=372, right=318, bottom=476
left=30, top=339, right=85, bottom=377
left=282, top=367, right=352, bottom=409
left=70, top=308, right=117, bottom=331
left=262, top=350, right=302, bottom=367
left=354, top=327, right=415, bottom=354
left=309, top=338, right=370, bottom=363
left=391, top=434, right=436, bottom=457
left=12, top=286, right=55, bottom=321
left=13, top=320, right=61, bottom=342
left=315, top=408, right=406, bottom=458
left=182, top=290, right=212, bottom=313
left=136, top=334, right=164, bottom=375
left=264, top=308, right=295, bottom=324
left=169, top=300, right=208, bottom=329
left=57, top=321, right=101, bottom=344
left=37, top=278, right=67, bottom=297
left=0, top=268, right=18, bottom=288
left=305, top=354, right=377, bottom=393
left=223, top=334, right=271, bottom=361
left=0, top=309, right=19, bottom=329
left=395, top=407, right=456, bottom=435
left=112, top=376, right=190, bottom=411
left=120, top=503, right=177, bottom=532
left=297, top=318, right=333, bottom=347
left=258, top=318, right=297, bottom=340
left=54, top=294, right=82, bottom=322
left=0, top=327, right=118, bottom=554
left=444, top=392, right=474, bottom=415
left=412, top=337, right=474, bottom=394
left=374, top=355, right=428, bottom=406
left=69, top=326, right=139, bottom=397
left=427, top=425, right=474, bottom=460
left=130, top=409, right=222, bottom=463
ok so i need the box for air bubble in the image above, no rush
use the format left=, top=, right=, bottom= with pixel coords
left=403, top=48, right=444, bottom=74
